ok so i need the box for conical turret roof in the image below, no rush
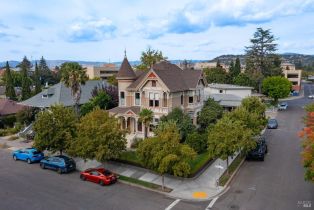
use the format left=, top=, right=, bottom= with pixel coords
left=116, top=57, right=136, bottom=80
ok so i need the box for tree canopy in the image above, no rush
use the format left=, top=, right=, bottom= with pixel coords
left=80, top=91, right=111, bottom=116
left=262, top=76, right=291, bottom=103
left=69, top=108, right=126, bottom=162
left=203, top=67, right=228, bottom=84
left=137, top=121, right=196, bottom=189
left=139, top=108, right=154, bottom=138
left=19, top=56, right=32, bottom=100
left=33, top=105, right=77, bottom=155
left=197, top=98, right=223, bottom=130
left=136, top=47, right=167, bottom=71
left=4, top=61, right=17, bottom=100
left=208, top=114, right=255, bottom=175
left=160, top=107, right=195, bottom=141
left=61, top=62, right=88, bottom=115
left=33, top=62, right=42, bottom=94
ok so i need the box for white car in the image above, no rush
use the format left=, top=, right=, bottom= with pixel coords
left=278, top=102, right=288, bottom=110
left=308, top=95, right=314, bottom=99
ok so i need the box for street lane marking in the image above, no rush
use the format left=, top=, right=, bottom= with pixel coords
left=206, top=197, right=219, bottom=209
left=165, top=199, right=180, bottom=210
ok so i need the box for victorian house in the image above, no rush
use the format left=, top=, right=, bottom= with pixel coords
left=109, top=56, right=206, bottom=147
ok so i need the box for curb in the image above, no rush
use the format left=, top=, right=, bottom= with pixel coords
left=118, top=179, right=171, bottom=196
left=222, top=157, right=245, bottom=188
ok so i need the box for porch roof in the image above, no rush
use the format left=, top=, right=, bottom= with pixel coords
left=108, top=106, right=141, bottom=116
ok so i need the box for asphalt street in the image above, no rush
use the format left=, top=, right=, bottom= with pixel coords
left=213, top=83, right=314, bottom=210
left=0, top=148, right=212, bottom=210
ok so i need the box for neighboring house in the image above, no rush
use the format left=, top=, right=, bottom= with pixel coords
left=108, top=56, right=206, bottom=146
left=204, top=84, right=253, bottom=110
left=0, top=98, right=27, bottom=116
left=20, top=80, right=106, bottom=108
left=281, top=62, right=302, bottom=91
left=85, top=64, right=119, bottom=80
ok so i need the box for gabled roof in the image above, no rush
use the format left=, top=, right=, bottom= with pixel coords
left=127, top=61, right=203, bottom=92
left=20, top=80, right=106, bottom=108
left=116, top=57, right=136, bottom=79
left=209, top=93, right=242, bottom=107
left=0, top=99, right=27, bottom=116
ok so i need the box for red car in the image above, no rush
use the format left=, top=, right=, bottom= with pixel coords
left=80, top=168, right=117, bottom=186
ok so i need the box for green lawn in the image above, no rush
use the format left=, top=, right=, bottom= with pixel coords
left=117, top=150, right=212, bottom=178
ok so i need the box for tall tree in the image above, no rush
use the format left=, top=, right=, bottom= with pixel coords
left=208, top=115, right=254, bottom=175
left=33, top=105, right=77, bottom=155
left=137, top=121, right=196, bottom=190
left=234, top=58, right=241, bottom=77
left=38, top=56, right=53, bottom=85
left=20, top=56, right=32, bottom=100
left=136, top=47, right=167, bottom=71
left=262, top=76, right=291, bottom=104
left=234, top=73, right=254, bottom=87
left=34, top=62, right=42, bottom=94
left=139, top=108, right=154, bottom=138
left=245, top=28, right=281, bottom=92
left=4, top=61, right=16, bottom=100
left=69, top=108, right=126, bottom=162
left=61, top=62, right=88, bottom=116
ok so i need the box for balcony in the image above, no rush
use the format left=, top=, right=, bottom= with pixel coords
left=147, top=107, right=170, bottom=114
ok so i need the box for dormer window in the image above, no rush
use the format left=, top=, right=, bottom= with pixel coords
left=152, top=80, right=156, bottom=87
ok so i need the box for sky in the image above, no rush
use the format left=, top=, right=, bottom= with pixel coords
left=1, top=0, right=314, bottom=62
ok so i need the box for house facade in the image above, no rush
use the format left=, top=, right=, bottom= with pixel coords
left=204, top=84, right=253, bottom=110
left=109, top=56, right=206, bottom=145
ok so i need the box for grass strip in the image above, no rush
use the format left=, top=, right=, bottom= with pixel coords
left=219, top=154, right=244, bottom=186
left=118, top=175, right=172, bottom=192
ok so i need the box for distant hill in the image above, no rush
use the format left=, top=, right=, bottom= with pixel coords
left=210, top=53, right=314, bottom=68
left=1, top=53, right=313, bottom=69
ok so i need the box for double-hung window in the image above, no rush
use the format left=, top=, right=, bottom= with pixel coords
left=135, top=92, right=140, bottom=106
left=120, top=92, right=125, bottom=106
left=149, top=93, right=159, bottom=107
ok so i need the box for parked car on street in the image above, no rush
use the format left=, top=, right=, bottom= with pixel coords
left=12, top=148, right=44, bottom=164
left=267, top=118, right=278, bottom=129
left=40, top=155, right=76, bottom=174
left=308, top=95, right=314, bottom=99
left=246, top=136, right=268, bottom=161
left=80, top=168, right=118, bottom=186
left=278, top=102, right=288, bottom=110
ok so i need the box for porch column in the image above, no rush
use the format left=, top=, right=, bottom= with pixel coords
left=124, top=117, right=128, bottom=131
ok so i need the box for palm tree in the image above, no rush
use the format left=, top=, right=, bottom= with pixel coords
left=61, top=62, right=88, bottom=116
left=139, top=108, right=153, bottom=138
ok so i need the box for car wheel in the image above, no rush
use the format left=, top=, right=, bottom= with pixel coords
left=27, top=159, right=31, bottom=164
left=40, top=163, right=45, bottom=169
left=57, top=168, right=62, bottom=174
left=99, top=180, right=105, bottom=186
left=13, top=155, right=17, bottom=161
left=260, top=156, right=265, bottom=161
left=80, top=174, right=86, bottom=181
left=265, top=146, right=268, bottom=154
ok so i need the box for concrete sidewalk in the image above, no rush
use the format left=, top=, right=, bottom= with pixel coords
left=0, top=136, right=237, bottom=201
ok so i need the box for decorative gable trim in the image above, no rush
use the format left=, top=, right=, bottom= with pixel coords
left=148, top=72, right=157, bottom=78
left=133, top=69, right=170, bottom=92
left=125, top=110, right=136, bottom=115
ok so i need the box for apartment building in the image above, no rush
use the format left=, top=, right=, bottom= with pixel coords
left=86, top=63, right=119, bottom=80
left=281, top=62, right=302, bottom=91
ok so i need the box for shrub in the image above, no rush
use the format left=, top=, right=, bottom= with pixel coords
left=185, top=132, right=207, bottom=153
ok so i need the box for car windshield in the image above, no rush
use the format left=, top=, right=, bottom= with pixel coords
left=32, top=151, right=41, bottom=155
left=269, top=119, right=277, bottom=123
left=104, top=170, right=112, bottom=176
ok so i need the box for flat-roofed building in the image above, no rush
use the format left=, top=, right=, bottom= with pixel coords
left=86, top=63, right=119, bottom=80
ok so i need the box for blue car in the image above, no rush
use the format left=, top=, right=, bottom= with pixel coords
left=12, top=148, right=44, bottom=164
left=40, top=155, right=76, bottom=174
